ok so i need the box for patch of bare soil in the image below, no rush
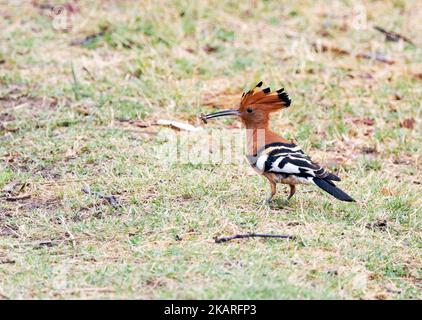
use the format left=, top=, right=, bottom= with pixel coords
left=1, top=180, right=62, bottom=220
left=0, top=85, right=60, bottom=115
left=22, top=196, right=62, bottom=212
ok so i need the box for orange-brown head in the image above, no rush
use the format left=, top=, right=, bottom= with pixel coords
left=201, top=81, right=291, bottom=129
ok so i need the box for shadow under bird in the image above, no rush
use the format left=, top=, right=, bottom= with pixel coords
left=200, top=81, right=355, bottom=203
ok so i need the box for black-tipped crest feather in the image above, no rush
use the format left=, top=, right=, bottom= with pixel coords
left=277, top=88, right=291, bottom=107
left=241, top=82, right=292, bottom=108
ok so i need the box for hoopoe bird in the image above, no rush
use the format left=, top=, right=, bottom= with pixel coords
left=201, top=81, right=355, bottom=203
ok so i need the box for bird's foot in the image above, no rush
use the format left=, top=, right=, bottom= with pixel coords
left=257, top=197, right=273, bottom=206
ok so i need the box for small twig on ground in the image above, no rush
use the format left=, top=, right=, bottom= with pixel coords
left=81, top=187, right=119, bottom=208
left=70, top=31, right=106, bottom=46
left=4, top=194, right=31, bottom=202
left=356, top=52, right=395, bottom=65
left=215, top=233, right=295, bottom=243
left=374, top=26, right=415, bottom=45
left=0, top=259, right=15, bottom=265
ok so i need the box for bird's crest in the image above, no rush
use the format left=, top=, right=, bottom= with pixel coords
left=240, top=81, right=291, bottom=111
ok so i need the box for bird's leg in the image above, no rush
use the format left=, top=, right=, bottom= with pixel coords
left=265, top=180, right=277, bottom=204
left=287, top=184, right=296, bottom=201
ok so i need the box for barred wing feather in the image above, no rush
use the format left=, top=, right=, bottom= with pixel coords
left=256, top=143, right=340, bottom=182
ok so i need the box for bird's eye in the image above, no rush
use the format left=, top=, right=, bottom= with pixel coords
left=246, top=108, right=253, bottom=113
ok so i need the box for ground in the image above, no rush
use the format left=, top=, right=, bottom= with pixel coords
left=0, top=0, right=421, bottom=299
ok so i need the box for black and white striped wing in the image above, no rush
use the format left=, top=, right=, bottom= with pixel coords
left=255, top=142, right=340, bottom=182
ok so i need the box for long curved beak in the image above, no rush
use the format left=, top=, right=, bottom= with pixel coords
left=200, top=109, right=240, bottom=123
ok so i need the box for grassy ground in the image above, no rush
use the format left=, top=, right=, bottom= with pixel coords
left=0, top=0, right=421, bottom=299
